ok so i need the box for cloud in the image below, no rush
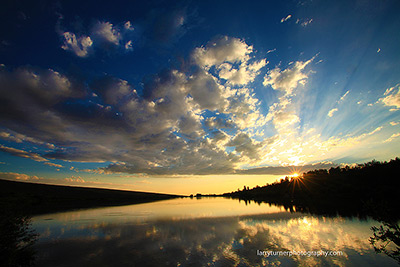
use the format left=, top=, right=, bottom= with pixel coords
left=280, top=15, right=292, bottom=23
left=262, top=56, right=316, bottom=136
left=91, top=76, right=132, bottom=105
left=383, top=132, right=400, bottom=143
left=186, top=69, right=227, bottom=110
left=0, top=172, right=41, bottom=181
left=44, top=162, right=64, bottom=168
left=339, top=90, right=350, bottom=102
left=192, top=36, right=253, bottom=68
left=378, top=84, right=400, bottom=109
left=192, top=36, right=267, bottom=86
left=0, top=60, right=242, bottom=174
left=125, top=40, right=133, bottom=50
left=0, top=130, right=55, bottom=148
left=1, top=36, right=393, bottom=176
left=301, top=19, right=313, bottom=27
left=327, top=108, right=338, bottom=117
left=217, top=59, right=267, bottom=85
left=0, top=145, right=48, bottom=162
left=368, top=126, right=383, bottom=135
left=263, top=58, right=313, bottom=95
left=296, top=18, right=313, bottom=27
left=0, top=66, right=85, bottom=146
left=124, top=21, right=134, bottom=31
left=91, top=21, right=121, bottom=46
left=226, top=132, right=263, bottom=160
left=61, top=32, right=93, bottom=57
left=0, top=67, right=78, bottom=104
left=58, top=17, right=135, bottom=57
left=65, top=176, right=85, bottom=183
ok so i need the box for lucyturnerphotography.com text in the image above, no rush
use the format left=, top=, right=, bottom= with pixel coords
left=257, top=250, right=344, bottom=257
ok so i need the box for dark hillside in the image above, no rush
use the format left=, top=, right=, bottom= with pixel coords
left=0, top=179, right=180, bottom=215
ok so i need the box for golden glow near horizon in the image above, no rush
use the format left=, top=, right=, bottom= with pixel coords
left=114, top=174, right=283, bottom=195
left=11, top=174, right=283, bottom=196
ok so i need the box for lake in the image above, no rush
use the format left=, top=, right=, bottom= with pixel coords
left=31, top=197, right=398, bottom=266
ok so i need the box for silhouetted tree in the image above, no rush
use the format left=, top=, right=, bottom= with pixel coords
left=370, top=221, right=400, bottom=264
left=223, top=158, right=400, bottom=219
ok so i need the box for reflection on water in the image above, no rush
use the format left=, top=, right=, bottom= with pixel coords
left=0, top=207, right=38, bottom=267
left=32, top=198, right=398, bottom=266
left=370, top=220, right=400, bottom=264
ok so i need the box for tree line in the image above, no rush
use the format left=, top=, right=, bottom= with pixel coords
left=223, top=158, right=400, bottom=219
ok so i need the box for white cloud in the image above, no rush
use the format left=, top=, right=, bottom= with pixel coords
left=0, top=172, right=41, bottom=181
left=124, top=21, right=134, bottom=31
left=192, top=36, right=252, bottom=69
left=280, top=15, right=292, bottom=23
left=384, top=132, right=400, bottom=143
left=218, top=59, right=267, bottom=85
left=378, top=84, right=400, bottom=109
left=59, top=18, right=136, bottom=57
left=61, top=32, right=93, bottom=57
left=339, top=90, right=350, bottom=102
left=44, top=162, right=64, bottom=168
left=125, top=40, right=133, bottom=50
left=327, top=108, right=338, bottom=117
left=368, top=126, right=383, bottom=135
left=65, top=176, right=85, bottom=183
left=261, top=57, right=315, bottom=140
left=226, top=88, right=265, bottom=129
left=92, top=21, right=121, bottom=45
left=263, top=58, right=313, bottom=95
left=192, top=36, right=267, bottom=86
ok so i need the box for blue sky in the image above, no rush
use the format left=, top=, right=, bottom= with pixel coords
left=1, top=0, right=400, bottom=194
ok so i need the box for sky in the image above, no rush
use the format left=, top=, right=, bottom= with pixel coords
left=1, top=0, right=400, bottom=195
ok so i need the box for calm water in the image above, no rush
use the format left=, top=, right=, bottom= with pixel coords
left=31, top=198, right=398, bottom=266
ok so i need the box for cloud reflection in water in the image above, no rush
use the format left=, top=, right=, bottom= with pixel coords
left=32, top=198, right=397, bottom=266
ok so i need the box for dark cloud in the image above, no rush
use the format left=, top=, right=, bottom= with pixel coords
left=0, top=37, right=299, bottom=175
left=0, top=145, right=48, bottom=162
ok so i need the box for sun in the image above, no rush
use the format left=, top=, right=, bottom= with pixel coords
left=291, top=173, right=299, bottom=178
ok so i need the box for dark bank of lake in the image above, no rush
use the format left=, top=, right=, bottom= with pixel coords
left=31, top=197, right=399, bottom=267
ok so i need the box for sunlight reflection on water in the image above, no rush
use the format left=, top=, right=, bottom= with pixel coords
left=32, top=198, right=398, bottom=267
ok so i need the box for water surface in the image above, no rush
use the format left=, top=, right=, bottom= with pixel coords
left=32, top=197, right=398, bottom=266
